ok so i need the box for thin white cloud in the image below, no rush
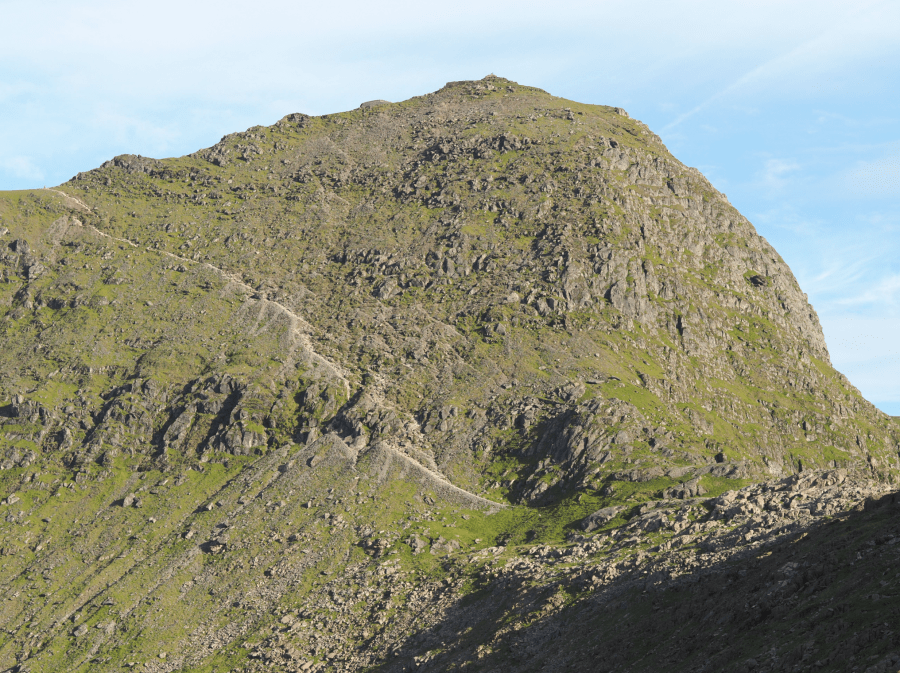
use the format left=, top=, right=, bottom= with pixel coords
left=0, top=156, right=44, bottom=182
left=749, top=203, right=899, bottom=321
left=844, top=155, right=900, bottom=196
left=661, top=1, right=899, bottom=132
left=810, top=256, right=879, bottom=292
left=835, top=274, right=900, bottom=309
left=758, top=158, right=801, bottom=192
left=86, top=105, right=181, bottom=150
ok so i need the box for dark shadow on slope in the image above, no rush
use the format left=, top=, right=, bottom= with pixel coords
left=380, top=491, right=900, bottom=673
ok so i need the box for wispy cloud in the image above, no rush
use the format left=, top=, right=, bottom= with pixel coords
left=843, top=155, right=900, bottom=196
left=660, top=33, right=832, bottom=133
left=86, top=106, right=181, bottom=151
left=809, top=255, right=880, bottom=292
left=750, top=203, right=899, bottom=319
left=835, top=274, right=900, bottom=309
left=758, top=158, right=801, bottom=192
left=661, top=1, right=897, bottom=132
left=0, top=156, right=44, bottom=182
left=753, top=206, right=822, bottom=237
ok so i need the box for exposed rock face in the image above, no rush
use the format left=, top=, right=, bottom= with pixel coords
left=0, top=75, right=898, bottom=672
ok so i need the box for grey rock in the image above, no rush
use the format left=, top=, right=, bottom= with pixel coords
left=629, top=510, right=670, bottom=532
left=664, top=476, right=706, bottom=499
left=406, top=534, right=428, bottom=555
left=582, top=506, right=624, bottom=532
left=430, top=537, right=461, bottom=555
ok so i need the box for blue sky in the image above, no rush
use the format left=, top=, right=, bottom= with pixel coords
left=2, top=0, right=899, bottom=414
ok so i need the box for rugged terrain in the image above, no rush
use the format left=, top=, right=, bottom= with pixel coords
left=0, top=75, right=898, bottom=672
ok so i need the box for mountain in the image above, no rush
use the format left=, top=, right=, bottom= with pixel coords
left=1, top=75, right=898, bottom=672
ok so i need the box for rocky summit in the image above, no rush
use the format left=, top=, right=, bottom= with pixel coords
left=1, top=75, right=899, bottom=673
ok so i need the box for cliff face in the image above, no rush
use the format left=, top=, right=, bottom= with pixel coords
left=0, top=76, right=897, bottom=672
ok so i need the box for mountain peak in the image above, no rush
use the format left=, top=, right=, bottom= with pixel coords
left=0, top=77, right=897, bottom=672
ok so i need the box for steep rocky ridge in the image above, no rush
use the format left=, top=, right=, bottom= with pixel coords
left=0, top=75, right=898, bottom=672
